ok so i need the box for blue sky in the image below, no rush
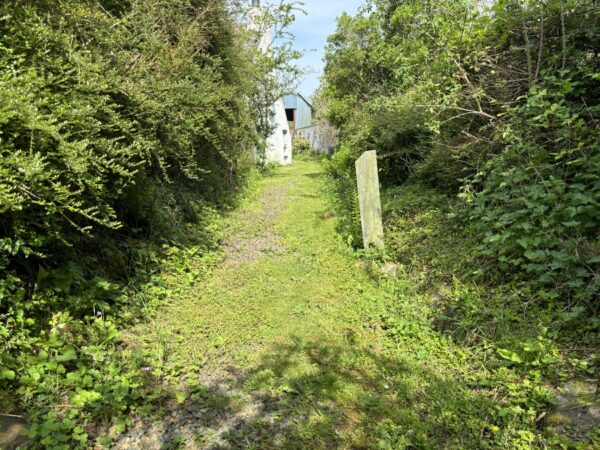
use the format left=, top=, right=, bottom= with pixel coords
left=284, top=0, right=365, bottom=101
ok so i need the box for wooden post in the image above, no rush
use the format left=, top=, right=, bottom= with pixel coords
left=355, top=151, right=384, bottom=250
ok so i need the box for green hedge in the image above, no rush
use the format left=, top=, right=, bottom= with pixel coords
left=0, top=0, right=256, bottom=266
left=322, top=0, right=599, bottom=305
left=0, top=1, right=260, bottom=446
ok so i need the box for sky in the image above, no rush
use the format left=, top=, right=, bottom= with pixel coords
left=283, top=0, right=365, bottom=101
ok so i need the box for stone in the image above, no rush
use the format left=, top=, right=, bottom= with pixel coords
left=355, top=151, right=385, bottom=249
left=547, top=379, right=600, bottom=442
left=380, top=262, right=398, bottom=278
left=0, top=414, right=28, bottom=450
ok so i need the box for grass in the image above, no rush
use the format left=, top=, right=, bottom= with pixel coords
left=114, top=159, right=598, bottom=449
left=127, top=161, right=382, bottom=369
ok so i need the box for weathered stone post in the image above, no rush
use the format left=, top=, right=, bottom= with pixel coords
left=355, top=151, right=385, bottom=249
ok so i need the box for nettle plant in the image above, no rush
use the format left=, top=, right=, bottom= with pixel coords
left=464, top=73, right=600, bottom=303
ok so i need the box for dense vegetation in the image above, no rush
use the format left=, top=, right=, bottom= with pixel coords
left=0, top=0, right=293, bottom=446
left=321, top=0, right=599, bottom=447
left=0, top=0, right=598, bottom=447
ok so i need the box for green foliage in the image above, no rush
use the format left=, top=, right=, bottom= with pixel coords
left=292, top=136, right=311, bottom=154
left=0, top=0, right=256, bottom=260
left=322, top=3, right=599, bottom=443
left=322, top=0, right=599, bottom=304
left=0, top=0, right=291, bottom=446
left=370, top=183, right=599, bottom=448
left=322, top=144, right=362, bottom=245
left=464, top=75, right=600, bottom=301
left=0, top=222, right=224, bottom=447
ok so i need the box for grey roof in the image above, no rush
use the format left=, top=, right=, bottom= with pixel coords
left=284, top=93, right=313, bottom=110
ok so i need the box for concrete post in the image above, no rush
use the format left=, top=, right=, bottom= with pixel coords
left=355, top=151, right=385, bottom=250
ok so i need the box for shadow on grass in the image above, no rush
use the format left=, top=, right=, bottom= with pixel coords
left=119, top=336, right=494, bottom=449
left=303, top=172, right=322, bottom=180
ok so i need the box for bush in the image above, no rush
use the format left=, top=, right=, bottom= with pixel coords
left=0, top=0, right=261, bottom=446
left=0, top=0, right=255, bottom=266
left=322, top=0, right=599, bottom=306
left=464, top=76, right=600, bottom=302
left=293, top=136, right=312, bottom=154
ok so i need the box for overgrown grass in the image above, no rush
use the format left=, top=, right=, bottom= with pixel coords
left=362, top=182, right=599, bottom=449
left=93, top=160, right=598, bottom=448
left=5, top=159, right=596, bottom=447
left=0, top=211, right=227, bottom=448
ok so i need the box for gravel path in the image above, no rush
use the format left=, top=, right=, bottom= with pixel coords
left=109, top=161, right=391, bottom=449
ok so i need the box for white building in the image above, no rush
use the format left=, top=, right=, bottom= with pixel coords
left=248, top=0, right=293, bottom=165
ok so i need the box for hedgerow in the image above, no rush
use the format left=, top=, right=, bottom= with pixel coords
left=321, top=1, right=599, bottom=446
left=322, top=0, right=599, bottom=312
left=0, top=0, right=269, bottom=446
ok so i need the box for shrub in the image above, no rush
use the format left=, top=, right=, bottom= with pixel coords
left=293, top=136, right=312, bottom=154
left=0, top=0, right=262, bottom=446
left=322, top=0, right=599, bottom=305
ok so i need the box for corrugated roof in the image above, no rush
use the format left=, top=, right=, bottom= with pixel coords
left=284, top=93, right=313, bottom=110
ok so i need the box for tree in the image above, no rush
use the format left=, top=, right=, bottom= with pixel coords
left=235, top=0, right=306, bottom=162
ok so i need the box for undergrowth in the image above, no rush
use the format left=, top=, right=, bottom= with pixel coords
left=320, top=2, right=599, bottom=445
left=0, top=0, right=268, bottom=447
left=324, top=179, right=599, bottom=448
left=0, top=205, right=227, bottom=448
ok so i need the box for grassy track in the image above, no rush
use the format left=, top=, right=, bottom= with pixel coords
left=115, top=159, right=492, bottom=449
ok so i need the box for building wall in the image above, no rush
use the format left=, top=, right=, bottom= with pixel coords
left=265, top=98, right=292, bottom=165
left=284, top=94, right=313, bottom=130
left=295, top=98, right=313, bottom=129
left=248, top=6, right=292, bottom=166
left=283, top=95, right=298, bottom=110
left=295, top=124, right=338, bottom=154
